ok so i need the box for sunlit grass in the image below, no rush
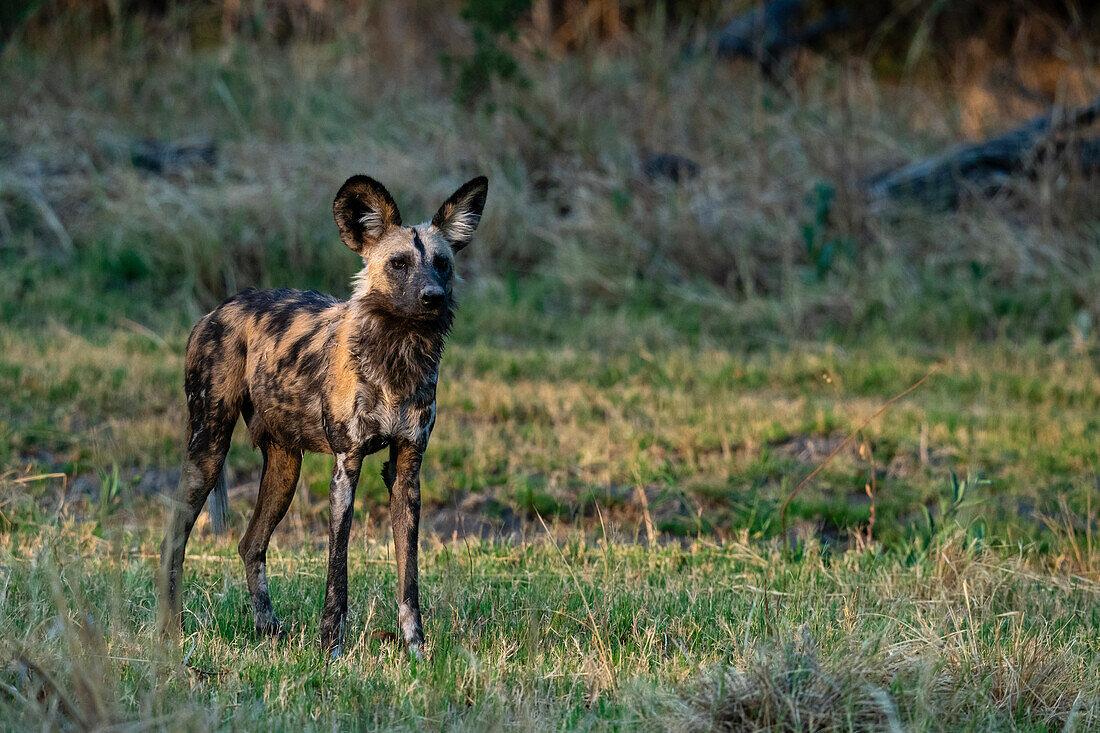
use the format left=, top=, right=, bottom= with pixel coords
left=4, top=316, right=1100, bottom=547
left=2, top=521, right=1099, bottom=730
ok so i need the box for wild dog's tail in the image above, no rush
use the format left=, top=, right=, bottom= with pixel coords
left=208, top=467, right=229, bottom=535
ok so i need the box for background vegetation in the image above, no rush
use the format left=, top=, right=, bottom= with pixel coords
left=2, top=1, right=1100, bottom=729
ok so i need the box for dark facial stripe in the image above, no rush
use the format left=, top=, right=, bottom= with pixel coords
left=412, top=228, right=426, bottom=259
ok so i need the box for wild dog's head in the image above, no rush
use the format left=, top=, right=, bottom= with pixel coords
left=334, top=175, right=488, bottom=325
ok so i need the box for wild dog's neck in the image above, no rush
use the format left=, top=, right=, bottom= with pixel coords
left=346, top=294, right=452, bottom=397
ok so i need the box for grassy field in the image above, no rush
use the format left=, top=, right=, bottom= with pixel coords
left=3, top=523, right=1100, bottom=730
left=3, top=2, right=1100, bottom=729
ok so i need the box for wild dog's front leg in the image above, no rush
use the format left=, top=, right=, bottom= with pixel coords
left=387, top=439, right=425, bottom=657
left=319, top=452, right=363, bottom=657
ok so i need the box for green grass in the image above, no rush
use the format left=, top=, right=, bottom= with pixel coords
left=3, top=523, right=1099, bottom=730
left=5, top=317, right=1100, bottom=549
left=4, top=316, right=1100, bottom=728
left=4, top=2, right=1100, bottom=729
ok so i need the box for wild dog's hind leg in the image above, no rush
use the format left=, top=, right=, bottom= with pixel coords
left=158, top=415, right=236, bottom=637
left=159, top=314, right=244, bottom=638
left=239, top=443, right=302, bottom=636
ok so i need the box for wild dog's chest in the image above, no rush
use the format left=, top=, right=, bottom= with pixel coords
left=361, top=385, right=435, bottom=444
left=320, top=317, right=442, bottom=452
left=324, top=379, right=436, bottom=452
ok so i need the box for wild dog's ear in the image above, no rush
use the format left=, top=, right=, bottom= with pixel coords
left=333, top=175, right=402, bottom=254
left=431, top=176, right=488, bottom=252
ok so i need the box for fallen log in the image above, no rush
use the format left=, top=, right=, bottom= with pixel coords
left=862, top=96, right=1100, bottom=208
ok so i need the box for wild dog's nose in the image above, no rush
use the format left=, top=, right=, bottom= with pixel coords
left=419, top=286, right=445, bottom=308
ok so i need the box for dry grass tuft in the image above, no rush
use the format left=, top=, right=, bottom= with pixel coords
left=674, top=648, right=897, bottom=732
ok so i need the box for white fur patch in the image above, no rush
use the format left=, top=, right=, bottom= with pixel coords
left=355, top=384, right=435, bottom=446
left=358, top=209, right=388, bottom=240
left=438, top=207, right=481, bottom=248
left=350, top=266, right=371, bottom=300
left=399, top=602, right=421, bottom=644
left=331, top=454, right=354, bottom=511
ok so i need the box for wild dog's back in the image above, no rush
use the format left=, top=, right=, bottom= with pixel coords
left=184, top=287, right=344, bottom=455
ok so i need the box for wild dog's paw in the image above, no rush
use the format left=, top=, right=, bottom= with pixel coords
left=319, top=615, right=345, bottom=659
left=321, top=636, right=343, bottom=660
left=157, top=620, right=179, bottom=641
left=407, top=639, right=427, bottom=661
left=254, top=617, right=286, bottom=639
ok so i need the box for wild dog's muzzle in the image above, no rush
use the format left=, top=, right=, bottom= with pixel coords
left=419, top=285, right=445, bottom=309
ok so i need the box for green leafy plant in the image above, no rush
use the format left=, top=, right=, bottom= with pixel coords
left=914, top=470, right=991, bottom=552
left=93, top=464, right=122, bottom=538
left=449, top=0, right=532, bottom=106
left=800, top=181, right=855, bottom=282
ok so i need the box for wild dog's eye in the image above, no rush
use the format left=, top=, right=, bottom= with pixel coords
left=433, top=255, right=450, bottom=273
left=390, top=257, right=408, bottom=270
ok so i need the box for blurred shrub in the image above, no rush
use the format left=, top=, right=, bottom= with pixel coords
left=8, top=0, right=1097, bottom=73
left=450, top=0, right=533, bottom=106
left=3, top=0, right=1100, bottom=344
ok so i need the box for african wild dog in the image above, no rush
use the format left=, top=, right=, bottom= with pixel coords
left=158, top=175, right=488, bottom=658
